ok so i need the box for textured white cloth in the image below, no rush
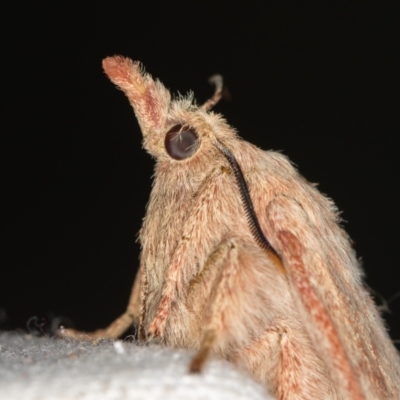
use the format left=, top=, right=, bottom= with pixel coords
left=0, top=331, right=273, bottom=399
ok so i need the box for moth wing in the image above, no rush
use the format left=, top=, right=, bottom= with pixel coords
left=265, top=195, right=399, bottom=399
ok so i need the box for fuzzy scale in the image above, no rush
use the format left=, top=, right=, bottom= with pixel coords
left=63, top=57, right=400, bottom=400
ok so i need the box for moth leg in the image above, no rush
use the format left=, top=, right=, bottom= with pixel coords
left=146, top=170, right=225, bottom=340
left=187, top=238, right=240, bottom=373
left=59, top=265, right=142, bottom=340
left=189, top=330, right=216, bottom=373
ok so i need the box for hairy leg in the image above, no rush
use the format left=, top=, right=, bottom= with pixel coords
left=186, top=238, right=241, bottom=372
left=59, top=265, right=142, bottom=340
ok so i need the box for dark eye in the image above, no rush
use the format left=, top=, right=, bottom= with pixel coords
left=165, top=124, right=198, bottom=160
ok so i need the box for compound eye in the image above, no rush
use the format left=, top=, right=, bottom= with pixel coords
left=165, top=124, right=198, bottom=160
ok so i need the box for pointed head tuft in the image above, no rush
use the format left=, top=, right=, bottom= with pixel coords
left=102, top=56, right=171, bottom=139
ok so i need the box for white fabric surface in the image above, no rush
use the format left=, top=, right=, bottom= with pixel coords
left=0, top=331, right=273, bottom=399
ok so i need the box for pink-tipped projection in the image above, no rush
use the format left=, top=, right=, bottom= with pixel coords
left=102, top=56, right=170, bottom=134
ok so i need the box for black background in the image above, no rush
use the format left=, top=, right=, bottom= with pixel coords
left=1, top=3, right=399, bottom=347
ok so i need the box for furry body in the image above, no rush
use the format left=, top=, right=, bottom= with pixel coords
left=62, top=57, right=400, bottom=400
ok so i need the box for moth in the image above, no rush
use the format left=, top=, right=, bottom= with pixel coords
left=61, top=56, right=400, bottom=399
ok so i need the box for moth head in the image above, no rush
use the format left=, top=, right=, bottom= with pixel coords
left=103, top=56, right=232, bottom=161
